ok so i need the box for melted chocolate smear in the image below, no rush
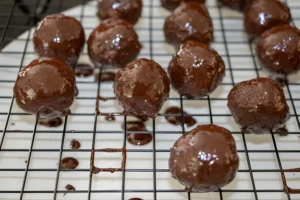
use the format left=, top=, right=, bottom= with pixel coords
left=11, top=123, right=15, bottom=126
left=275, top=126, right=288, bottom=136
left=95, top=71, right=116, bottom=82
left=60, top=157, right=79, bottom=170
left=105, top=115, right=115, bottom=121
left=38, top=117, right=63, bottom=127
left=123, top=121, right=152, bottom=146
left=75, top=63, right=94, bottom=77
left=281, top=168, right=300, bottom=194
left=164, top=107, right=196, bottom=127
left=70, top=139, right=81, bottom=150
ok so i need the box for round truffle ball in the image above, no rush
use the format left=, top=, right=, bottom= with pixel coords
left=256, top=24, right=300, bottom=78
left=161, top=0, right=205, bottom=11
left=33, top=14, right=85, bottom=67
left=169, top=124, right=239, bottom=192
left=13, top=58, right=76, bottom=119
left=244, top=0, right=291, bottom=37
left=114, top=58, right=170, bottom=119
left=218, top=0, right=253, bottom=11
left=227, top=78, right=290, bottom=134
left=164, top=2, right=213, bottom=46
left=97, top=0, right=143, bottom=24
left=88, top=18, right=141, bottom=68
left=168, top=41, right=225, bottom=98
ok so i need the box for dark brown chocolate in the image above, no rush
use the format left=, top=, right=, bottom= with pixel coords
left=218, top=0, right=253, bottom=11
left=75, top=63, right=94, bottom=77
left=114, top=58, right=170, bottom=119
left=65, top=184, right=75, bottom=191
left=129, top=198, right=143, bottom=200
left=123, top=121, right=152, bottom=146
left=161, top=0, right=205, bottom=11
left=88, top=18, right=141, bottom=68
left=105, top=115, right=116, bottom=121
left=164, top=106, right=196, bottom=127
left=227, top=78, right=290, bottom=134
left=244, top=0, right=291, bottom=37
left=33, top=14, right=85, bottom=67
left=60, top=157, right=79, bottom=170
left=275, top=125, right=288, bottom=136
left=168, top=41, right=225, bottom=98
left=38, top=117, right=63, bottom=127
left=97, top=0, right=143, bottom=24
left=13, top=58, right=76, bottom=119
left=169, top=124, right=239, bottom=192
left=164, top=2, right=213, bottom=46
left=256, top=24, right=300, bottom=77
left=70, top=139, right=81, bottom=150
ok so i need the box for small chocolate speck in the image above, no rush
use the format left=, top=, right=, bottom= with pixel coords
left=70, top=139, right=81, bottom=150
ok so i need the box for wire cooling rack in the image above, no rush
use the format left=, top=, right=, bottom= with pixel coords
left=0, top=0, right=300, bottom=199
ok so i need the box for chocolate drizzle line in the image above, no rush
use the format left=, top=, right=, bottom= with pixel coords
left=281, top=168, right=300, bottom=194
left=90, top=146, right=127, bottom=174
left=275, top=126, right=288, bottom=136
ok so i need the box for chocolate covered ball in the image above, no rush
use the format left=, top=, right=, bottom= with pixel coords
left=88, top=18, right=141, bottom=68
left=256, top=24, right=300, bottom=78
left=161, top=0, right=205, bottom=11
left=168, top=41, right=225, bottom=98
left=33, top=14, right=85, bottom=67
left=228, top=78, right=289, bottom=134
left=169, top=124, right=239, bottom=192
left=114, top=58, right=170, bottom=119
left=244, top=0, right=291, bottom=36
left=218, top=0, right=253, bottom=11
left=13, top=58, right=76, bottom=119
left=164, top=2, right=213, bottom=46
left=97, top=0, right=142, bottom=24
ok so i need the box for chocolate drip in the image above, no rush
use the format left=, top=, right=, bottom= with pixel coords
left=164, top=107, right=196, bottom=127
left=75, top=63, right=94, bottom=77
left=38, top=117, right=63, bottom=127
left=60, top=157, right=79, bottom=170
left=70, top=139, right=81, bottom=149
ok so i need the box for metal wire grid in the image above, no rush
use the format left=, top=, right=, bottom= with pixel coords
left=0, top=0, right=300, bottom=199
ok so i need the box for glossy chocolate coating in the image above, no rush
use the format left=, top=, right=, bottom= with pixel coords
left=256, top=24, right=300, bottom=77
left=13, top=58, right=75, bottom=119
left=164, top=2, right=213, bottom=46
left=88, top=18, right=141, bottom=68
left=114, top=58, right=170, bottom=119
left=97, top=0, right=143, bottom=24
left=244, top=0, right=291, bottom=36
left=168, top=41, right=225, bottom=98
left=169, top=124, right=239, bottom=192
left=218, top=0, right=253, bottom=10
left=161, top=0, right=205, bottom=11
left=33, top=14, right=85, bottom=67
left=228, top=78, right=289, bottom=134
